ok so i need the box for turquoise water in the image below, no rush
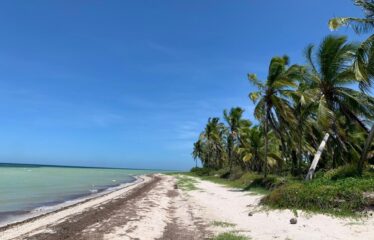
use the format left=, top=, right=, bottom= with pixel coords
left=0, top=164, right=156, bottom=221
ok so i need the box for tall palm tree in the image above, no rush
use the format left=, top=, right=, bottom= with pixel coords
left=329, top=0, right=374, bottom=175
left=223, top=107, right=249, bottom=173
left=290, top=84, right=317, bottom=175
left=192, top=139, right=204, bottom=168
left=304, top=35, right=374, bottom=175
left=248, top=56, right=303, bottom=177
left=201, top=117, right=227, bottom=169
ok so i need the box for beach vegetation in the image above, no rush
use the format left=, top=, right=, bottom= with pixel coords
left=211, top=220, right=236, bottom=228
left=212, top=232, right=250, bottom=240
left=175, top=175, right=199, bottom=191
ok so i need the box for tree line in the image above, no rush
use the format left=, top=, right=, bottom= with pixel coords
left=192, top=0, right=374, bottom=179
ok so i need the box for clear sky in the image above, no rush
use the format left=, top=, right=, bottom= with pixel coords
left=0, top=0, right=366, bottom=170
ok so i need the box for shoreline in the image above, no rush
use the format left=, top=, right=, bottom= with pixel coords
left=1, top=174, right=373, bottom=240
left=0, top=175, right=148, bottom=239
left=0, top=175, right=142, bottom=228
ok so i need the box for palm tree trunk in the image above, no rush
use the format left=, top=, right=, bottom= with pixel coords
left=305, top=133, right=330, bottom=181
left=228, top=136, right=233, bottom=173
left=358, top=125, right=374, bottom=176
left=264, top=109, right=269, bottom=178
left=298, top=127, right=303, bottom=176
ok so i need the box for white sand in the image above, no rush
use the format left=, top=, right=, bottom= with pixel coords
left=188, top=176, right=374, bottom=240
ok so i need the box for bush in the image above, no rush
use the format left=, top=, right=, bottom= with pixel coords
left=262, top=177, right=374, bottom=216
left=323, top=164, right=359, bottom=180
left=213, top=232, right=248, bottom=240
left=244, top=176, right=286, bottom=190
left=190, top=167, right=212, bottom=176
left=217, top=166, right=245, bottom=180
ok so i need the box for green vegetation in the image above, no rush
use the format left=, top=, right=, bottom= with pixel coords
left=212, top=232, right=249, bottom=240
left=190, top=1, right=374, bottom=216
left=211, top=221, right=236, bottom=228
left=175, top=175, right=199, bottom=191
left=189, top=167, right=276, bottom=193
left=263, top=175, right=374, bottom=216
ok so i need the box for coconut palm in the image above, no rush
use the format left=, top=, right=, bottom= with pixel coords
left=192, top=139, right=204, bottom=168
left=329, top=1, right=374, bottom=35
left=304, top=35, right=374, bottom=174
left=238, top=125, right=283, bottom=173
left=290, top=85, right=317, bottom=175
left=200, top=117, right=227, bottom=169
left=223, top=107, right=250, bottom=173
left=248, top=56, right=303, bottom=177
left=329, top=0, right=374, bottom=175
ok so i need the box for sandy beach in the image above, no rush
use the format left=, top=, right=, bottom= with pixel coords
left=0, top=174, right=373, bottom=240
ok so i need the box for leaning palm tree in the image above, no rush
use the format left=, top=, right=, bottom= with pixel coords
left=304, top=35, right=374, bottom=178
left=329, top=0, right=374, bottom=175
left=248, top=56, right=303, bottom=177
left=223, top=107, right=249, bottom=173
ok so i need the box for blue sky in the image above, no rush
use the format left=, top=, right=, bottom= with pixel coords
left=0, top=0, right=365, bottom=170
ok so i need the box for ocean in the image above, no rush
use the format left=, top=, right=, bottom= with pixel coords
left=0, top=163, right=157, bottom=225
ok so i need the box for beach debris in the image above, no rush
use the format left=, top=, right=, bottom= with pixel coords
left=174, top=184, right=178, bottom=189
left=290, top=218, right=297, bottom=224
left=248, top=212, right=253, bottom=216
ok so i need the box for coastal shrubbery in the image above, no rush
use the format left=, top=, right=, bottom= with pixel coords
left=262, top=175, right=374, bottom=216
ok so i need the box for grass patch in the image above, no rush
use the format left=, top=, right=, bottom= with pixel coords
left=186, top=171, right=272, bottom=194
left=262, top=176, right=374, bottom=216
left=212, top=232, right=249, bottom=240
left=175, top=175, right=199, bottom=191
left=211, top=220, right=236, bottom=228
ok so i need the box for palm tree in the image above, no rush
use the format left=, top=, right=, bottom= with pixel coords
left=329, top=0, right=374, bottom=175
left=304, top=35, right=374, bottom=176
left=201, top=117, right=227, bottom=169
left=223, top=107, right=249, bottom=173
left=237, top=125, right=282, bottom=173
left=248, top=56, right=303, bottom=177
left=290, top=84, right=317, bottom=175
left=329, top=1, right=374, bottom=35
left=192, top=139, right=204, bottom=168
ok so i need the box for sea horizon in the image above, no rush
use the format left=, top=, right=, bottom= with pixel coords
left=0, top=162, right=181, bottom=172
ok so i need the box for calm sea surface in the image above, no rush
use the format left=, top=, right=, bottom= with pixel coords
left=0, top=163, right=158, bottom=223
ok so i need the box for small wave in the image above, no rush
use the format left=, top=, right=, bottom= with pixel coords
left=31, top=205, right=57, bottom=213
left=89, top=189, right=98, bottom=193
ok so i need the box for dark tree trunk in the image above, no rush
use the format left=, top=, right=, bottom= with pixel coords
left=264, top=108, right=269, bottom=178
left=358, top=125, right=374, bottom=175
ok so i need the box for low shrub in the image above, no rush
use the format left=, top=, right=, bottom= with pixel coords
left=323, top=164, right=359, bottom=180
left=262, top=177, right=374, bottom=216
left=244, top=176, right=286, bottom=190
left=213, top=232, right=249, bottom=240
left=190, top=167, right=212, bottom=176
